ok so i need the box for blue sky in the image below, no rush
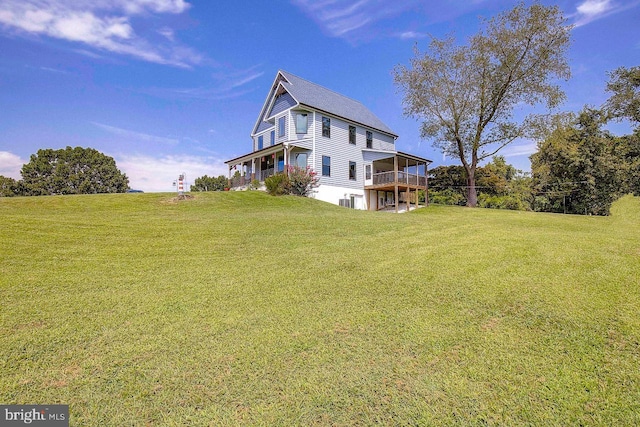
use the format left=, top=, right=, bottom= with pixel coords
left=0, top=0, right=638, bottom=191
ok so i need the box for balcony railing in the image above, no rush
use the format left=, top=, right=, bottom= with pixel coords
left=372, top=171, right=426, bottom=187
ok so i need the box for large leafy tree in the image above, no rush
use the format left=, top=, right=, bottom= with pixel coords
left=531, top=109, right=623, bottom=215
left=21, top=146, right=129, bottom=195
left=394, top=2, right=571, bottom=206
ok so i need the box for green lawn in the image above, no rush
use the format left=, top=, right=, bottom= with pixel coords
left=1, top=192, right=639, bottom=426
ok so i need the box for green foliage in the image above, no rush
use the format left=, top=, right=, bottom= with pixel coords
left=0, top=175, right=19, bottom=197
left=265, top=167, right=319, bottom=197
left=531, top=108, right=624, bottom=215
left=190, top=175, right=227, bottom=192
left=394, top=2, right=571, bottom=206
left=478, top=193, right=527, bottom=210
left=286, top=166, right=319, bottom=197
left=264, top=172, right=289, bottom=196
left=617, top=129, right=640, bottom=195
left=605, top=66, right=640, bottom=124
left=429, top=157, right=532, bottom=210
left=249, top=179, right=261, bottom=190
left=429, top=189, right=466, bottom=206
left=20, top=146, right=128, bottom=196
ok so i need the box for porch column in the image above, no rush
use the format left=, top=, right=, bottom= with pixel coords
left=393, top=155, right=399, bottom=213
left=251, top=158, right=256, bottom=181
left=406, top=187, right=410, bottom=212
left=394, top=185, right=399, bottom=213
left=425, top=162, right=429, bottom=206
left=406, top=158, right=409, bottom=184
left=284, top=146, right=288, bottom=175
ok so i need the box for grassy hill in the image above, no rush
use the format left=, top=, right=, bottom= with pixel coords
left=1, top=192, right=639, bottom=425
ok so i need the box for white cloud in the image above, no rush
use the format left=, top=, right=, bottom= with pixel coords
left=0, top=0, right=201, bottom=67
left=291, top=0, right=422, bottom=42
left=146, top=65, right=264, bottom=100
left=397, top=30, right=428, bottom=40
left=92, top=122, right=179, bottom=145
left=0, top=151, right=26, bottom=179
left=571, top=0, right=640, bottom=28
left=116, top=154, right=227, bottom=192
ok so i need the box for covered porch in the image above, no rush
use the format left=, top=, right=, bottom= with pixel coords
left=225, top=142, right=311, bottom=188
left=365, top=151, right=432, bottom=213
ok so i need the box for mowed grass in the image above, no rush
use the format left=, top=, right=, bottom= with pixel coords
left=1, top=192, right=639, bottom=426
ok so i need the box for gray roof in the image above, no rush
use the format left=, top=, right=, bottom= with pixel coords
left=278, top=70, right=397, bottom=137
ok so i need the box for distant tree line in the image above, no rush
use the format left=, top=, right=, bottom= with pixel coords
left=0, top=146, right=129, bottom=197
left=190, top=175, right=228, bottom=192
left=429, top=66, right=640, bottom=215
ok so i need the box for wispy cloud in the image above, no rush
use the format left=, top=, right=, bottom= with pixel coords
left=498, top=141, right=538, bottom=158
left=291, top=0, right=423, bottom=43
left=571, top=0, right=640, bottom=28
left=146, top=65, right=264, bottom=100
left=0, top=0, right=202, bottom=67
left=116, top=153, right=227, bottom=192
left=395, top=30, right=429, bottom=40
left=92, top=122, right=179, bottom=145
left=0, top=151, right=26, bottom=179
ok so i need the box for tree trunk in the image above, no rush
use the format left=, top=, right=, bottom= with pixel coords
left=466, top=167, right=478, bottom=207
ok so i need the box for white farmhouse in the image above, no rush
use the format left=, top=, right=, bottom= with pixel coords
left=225, top=70, right=432, bottom=212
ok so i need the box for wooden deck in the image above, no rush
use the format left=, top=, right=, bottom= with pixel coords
left=364, top=171, right=427, bottom=191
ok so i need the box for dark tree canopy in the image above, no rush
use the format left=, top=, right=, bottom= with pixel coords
left=0, top=175, right=19, bottom=197
left=21, top=146, right=129, bottom=196
left=530, top=109, right=624, bottom=215
left=394, top=2, right=571, bottom=207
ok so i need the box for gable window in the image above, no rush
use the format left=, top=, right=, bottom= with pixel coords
left=366, top=131, right=373, bottom=148
left=258, top=135, right=263, bottom=150
left=270, top=130, right=275, bottom=146
left=322, top=116, right=331, bottom=138
left=278, top=116, right=285, bottom=137
left=296, top=113, right=308, bottom=134
left=322, top=156, right=331, bottom=177
left=349, top=161, right=356, bottom=180
left=349, top=125, right=356, bottom=145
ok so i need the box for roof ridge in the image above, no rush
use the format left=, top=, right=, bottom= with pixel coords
left=278, top=69, right=367, bottom=107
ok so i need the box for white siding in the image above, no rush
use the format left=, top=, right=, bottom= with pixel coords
left=313, top=113, right=364, bottom=191
left=275, top=113, right=288, bottom=144
left=253, top=126, right=275, bottom=151
left=288, top=109, right=313, bottom=141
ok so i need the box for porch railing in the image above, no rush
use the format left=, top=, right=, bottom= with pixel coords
left=372, top=172, right=426, bottom=187
left=230, top=176, right=248, bottom=188
left=259, top=167, right=275, bottom=181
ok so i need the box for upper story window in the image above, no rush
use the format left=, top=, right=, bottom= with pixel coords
left=322, top=156, right=331, bottom=177
left=366, top=131, right=373, bottom=148
left=296, top=113, right=308, bottom=134
left=278, top=116, right=285, bottom=137
left=349, top=125, right=356, bottom=145
left=365, top=164, right=371, bottom=180
left=258, top=135, right=263, bottom=150
left=295, top=153, right=308, bottom=168
left=349, top=161, right=357, bottom=180
left=322, top=116, right=331, bottom=138
left=270, top=130, right=275, bottom=146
